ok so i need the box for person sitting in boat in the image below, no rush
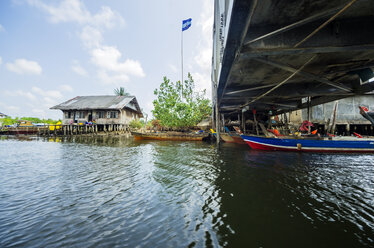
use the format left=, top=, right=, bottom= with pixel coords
left=299, top=120, right=319, bottom=136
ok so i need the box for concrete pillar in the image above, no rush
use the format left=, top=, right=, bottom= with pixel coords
left=215, top=101, right=220, bottom=144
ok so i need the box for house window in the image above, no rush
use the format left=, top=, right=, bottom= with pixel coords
left=107, top=111, right=118, bottom=118
left=65, top=112, right=73, bottom=118
left=76, top=111, right=85, bottom=119
left=97, top=111, right=105, bottom=118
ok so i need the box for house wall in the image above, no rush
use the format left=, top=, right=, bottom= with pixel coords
left=61, top=109, right=141, bottom=125
left=301, top=96, right=373, bottom=125
left=282, top=96, right=373, bottom=126
left=288, top=110, right=302, bottom=124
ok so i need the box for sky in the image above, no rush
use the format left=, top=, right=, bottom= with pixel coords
left=0, top=0, right=213, bottom=120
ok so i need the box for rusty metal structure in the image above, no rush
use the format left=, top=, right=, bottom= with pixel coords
left=212, top=0, right=374, bottom=140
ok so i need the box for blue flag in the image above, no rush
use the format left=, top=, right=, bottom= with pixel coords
left=182, top=18, right=192, bottom=31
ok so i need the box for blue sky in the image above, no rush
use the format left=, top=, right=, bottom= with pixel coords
left=0, top=0, right=213, bottom=119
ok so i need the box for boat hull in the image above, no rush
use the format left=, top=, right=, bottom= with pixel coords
left=221, top=133, right=246, bottom=144
left=241, top=135, right=374, bottom=153
left=131, top=131, right=205, bottom=141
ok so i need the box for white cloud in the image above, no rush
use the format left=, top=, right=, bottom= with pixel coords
left=27, top=0, right=124, bottom=28
left=27, top=0, right=90, bottom=24
left=0, top=24, right=4, bottom=32
left=191, top=0, right=213, bottom=98
left=91, top=46, right=145, bottom=84
left=32, top=108, right=46, bottom=116
left=91, top=6, right=125, bottom=29
left=80, top=26, right=103, bottom=48
left=0, top=102, right=20, bottom=115
left=191, top=72, right=211, bottom=95
left=6, top=59, right=42, bottom=75
left=0, top=56, right=2, bottom=65
left=5, top=105, right=20, bottom=112
left=2, top=86, right=65, bottom=118
left=32, top=86, right=63, bottom=99
left=28, top=0, right=143, bottom=86
left=5, top=90, right=37, bottom=101
left=71, top=60, right=87, bottom=76
left=59, top=84, right=73, bottom=92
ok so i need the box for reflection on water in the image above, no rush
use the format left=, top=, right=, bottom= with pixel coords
left=0, top=136, right=373, bottom=247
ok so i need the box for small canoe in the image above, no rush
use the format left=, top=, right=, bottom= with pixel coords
left=241, top=134, right=374, bottom=153
left=131, top=131, right=206, bottom=141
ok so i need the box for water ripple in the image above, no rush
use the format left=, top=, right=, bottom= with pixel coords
left=0, top=137, right=373, bottom=247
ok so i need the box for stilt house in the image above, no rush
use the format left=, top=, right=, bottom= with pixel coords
left=51, top=95, right=143, bottom=126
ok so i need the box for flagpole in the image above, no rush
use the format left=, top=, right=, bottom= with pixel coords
left=181, top=29, right=184, bottom=93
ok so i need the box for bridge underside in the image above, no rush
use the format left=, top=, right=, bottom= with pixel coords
left=217, top=0, right=374, bottom=117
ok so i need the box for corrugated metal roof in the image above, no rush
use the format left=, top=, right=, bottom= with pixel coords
left=50, top=96, right=143, bottom=116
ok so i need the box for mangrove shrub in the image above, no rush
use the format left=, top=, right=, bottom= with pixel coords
left=152, top=73, right=211, bottom=129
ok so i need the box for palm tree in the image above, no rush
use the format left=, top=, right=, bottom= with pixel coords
left=114, top=87, right=130, bottom=96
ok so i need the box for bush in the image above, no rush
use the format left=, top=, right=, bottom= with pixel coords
left=152, top=73, right=211, bottom=129
left=1, top=116, right=61, bottom=126
left=129, top=119, right=143, bottom=129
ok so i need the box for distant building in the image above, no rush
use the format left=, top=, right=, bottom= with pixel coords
left=0, top=112, right=7, bottom=126
left=288, top=95, right=374, bottom=135
left=51, top=95, right=143, bottom=125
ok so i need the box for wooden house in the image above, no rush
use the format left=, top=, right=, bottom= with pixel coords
left=51, top=95, right=143, bottom=126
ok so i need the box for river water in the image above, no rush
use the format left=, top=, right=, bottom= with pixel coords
left=0, top=136, right=373, bottom=247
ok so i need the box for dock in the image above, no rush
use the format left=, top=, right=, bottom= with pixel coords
left=0, top=124, right=130, bottom=137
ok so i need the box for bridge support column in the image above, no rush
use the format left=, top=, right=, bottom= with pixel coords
left=215, top=101, right=220, bottom=144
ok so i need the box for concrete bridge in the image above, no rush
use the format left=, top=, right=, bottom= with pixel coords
left=211, top=0, right=374, bottom=138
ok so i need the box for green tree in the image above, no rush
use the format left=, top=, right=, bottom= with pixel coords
left=1, top=116, right=61, bottom=126
left=114, top=87, right=130, bottom=96
left=152, top=73, right=211, bottom=129
left=129, top=119, right=143, bottom=129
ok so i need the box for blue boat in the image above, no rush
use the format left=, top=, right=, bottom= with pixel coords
left=241, top=135, right=374, bottom=153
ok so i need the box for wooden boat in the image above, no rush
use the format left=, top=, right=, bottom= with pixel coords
left=131, top=131, right=207, bottom=141
left=359, top=106, right=374, bottom=126
left=241, top=134, right=374, bottom=153
left=220, top=133, right=246, bottom=144
left=220, top=126, right=246, bottom=144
